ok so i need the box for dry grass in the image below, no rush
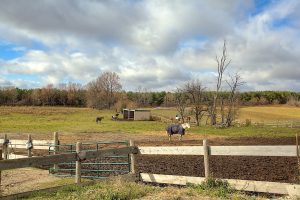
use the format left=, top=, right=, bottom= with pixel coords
left=239, top=105, right=300, bottom=122
left=26, top=176, right=267, bottom=200
left=152, top=105, right=300, bottom=123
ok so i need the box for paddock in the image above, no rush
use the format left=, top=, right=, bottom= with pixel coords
left=1, top=135, right=299, bottom=197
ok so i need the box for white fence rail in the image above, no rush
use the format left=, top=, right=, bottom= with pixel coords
left=138, top=145, right=297, bottom=157
left=0, top=139, right=54, bottom=150
left=140, top=173, right=300, bottom=196
left=1, top=133, right=58, bottom=160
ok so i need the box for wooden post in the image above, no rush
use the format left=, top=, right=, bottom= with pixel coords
left=27, top=134, right=32, bottom=157
left=75, top=142, right=82, bottom=184
left=0, top=149, right=2, bottom=191
left=3, top=134, right=8, bottom=160
left=296, top=134, right=300, bottom=181
left=53, top=132, right=59, bottom=170
left=129, top=140, right=135, bottom=174
left=203, top=139, right=210, bottom=179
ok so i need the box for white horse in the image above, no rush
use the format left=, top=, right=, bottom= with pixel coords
left=166, top=123, right=190, bottom=141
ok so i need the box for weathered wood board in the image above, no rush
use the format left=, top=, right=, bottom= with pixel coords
left=140, top=173, right=300, bottom=196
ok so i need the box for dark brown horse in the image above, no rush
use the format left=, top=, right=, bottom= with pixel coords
left=96, top=116, right=104, bottom=124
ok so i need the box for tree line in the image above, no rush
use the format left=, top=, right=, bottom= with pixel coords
left=1, top=82, right=299, bottom=107
left=0, top=83, right=86, bottom=107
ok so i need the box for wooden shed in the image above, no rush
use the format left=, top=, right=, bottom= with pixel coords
left=123, top=109, right=151, bottom=121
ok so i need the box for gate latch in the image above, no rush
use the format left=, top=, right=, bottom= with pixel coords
left=77, top=151, right=86, bottom=161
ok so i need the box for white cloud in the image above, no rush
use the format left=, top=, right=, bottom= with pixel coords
left=0, top=0, right=299, bottom=91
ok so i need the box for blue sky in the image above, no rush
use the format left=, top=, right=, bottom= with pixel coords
left=0, top=0, right=300, bottom=91
left=0, top=42, right=26, bottom=60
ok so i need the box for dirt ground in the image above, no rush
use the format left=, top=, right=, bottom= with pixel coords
left=0, top=168, right=66, bottom=196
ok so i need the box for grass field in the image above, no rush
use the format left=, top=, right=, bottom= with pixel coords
left=152, top=105, right=300, bottom=122
left=238, top=105, right=300, bottom=122
left=0, top=106, right=299, bottom=137
left=0, top=106, right=165, bottom=134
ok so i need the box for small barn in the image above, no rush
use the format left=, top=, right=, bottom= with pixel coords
left=123, top=109, right=151, bottom=121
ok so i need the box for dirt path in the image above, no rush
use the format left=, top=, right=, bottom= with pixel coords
left=0, top=168, right=68, bottom=196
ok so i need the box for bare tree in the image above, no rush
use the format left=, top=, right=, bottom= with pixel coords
left=100, top=72, right=122, bottom=108
left=210, top=40, right=231, bottom=125
left=185, top=80, right=206, bottom=126
left=87, top=71, right=122, bottom=109
left=174, top=88, right=188, bottom=123
left=136, top=86, right=151, bottom=107
left=163, top=92, right=175, bottom=107
left=220, top=96, right=225, bottom=124
left=225, top=73, right=244, bottom=126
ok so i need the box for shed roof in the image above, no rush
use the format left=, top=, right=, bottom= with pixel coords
left=123, top=109, right=150, bottom=112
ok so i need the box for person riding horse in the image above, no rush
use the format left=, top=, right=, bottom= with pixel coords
left=166, top=123, right=190, bottom=141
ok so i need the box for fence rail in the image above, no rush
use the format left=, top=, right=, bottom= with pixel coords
left=140, top=173, right=300, bottom=196
left=0, top=146, right=136, bottom=171
left=0, top=138, right=54, bottom=150
left=1, top=133, right=56, bottom=160
left=252, top=120, right=300, bottom=128
left=138, top=145, right=297, bottom=157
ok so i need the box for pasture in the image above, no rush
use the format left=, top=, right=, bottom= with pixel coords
left=0, top=106, right=299, bottom=138
left=238, top=105, right=300, bottom=122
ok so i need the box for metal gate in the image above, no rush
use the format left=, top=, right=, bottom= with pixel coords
left=48, top=141, right=130, bottom=179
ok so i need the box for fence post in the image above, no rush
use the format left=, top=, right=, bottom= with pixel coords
left=27, top=134, right=32, bottom=158
left=296, top=134, right=300, bottom=181
left=0, top=149, right=2, bottom=194
left=3, top=134, right=8, bottom=160
left=203, top=139, right=210, bottom=179
left=75, top=142, right=82, bottom=184
left=129, top=140, right=135, bottom=174
left=53, top=132, right=59, bottom=171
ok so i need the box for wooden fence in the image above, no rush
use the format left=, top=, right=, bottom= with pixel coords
left=0, top=133, right=57, bottom=159
left=1, top=138, right=300, bottom=196
left=137, top=139, right=300, bottom=196
left=251, top=120, right=300, bottom=128
left=0, top=143, right=137, bottom=184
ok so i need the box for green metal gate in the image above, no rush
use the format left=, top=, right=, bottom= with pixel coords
left=48, top=141, right=131, bottom=179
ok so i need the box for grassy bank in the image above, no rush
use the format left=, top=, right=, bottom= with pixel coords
left=25, top=177, right=266, bottom=200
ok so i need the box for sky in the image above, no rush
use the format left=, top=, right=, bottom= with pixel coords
left=0, top=0, right=300, bottom=91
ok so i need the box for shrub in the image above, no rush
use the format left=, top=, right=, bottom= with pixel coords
left=245, top=119, right=252, bottom=127
left=188, top=177, right=234, bottom=198
left=286, top=97, right=300, bottom=107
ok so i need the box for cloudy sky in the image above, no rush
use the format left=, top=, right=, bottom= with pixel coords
left=0, top=0, right=299, bottom=91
